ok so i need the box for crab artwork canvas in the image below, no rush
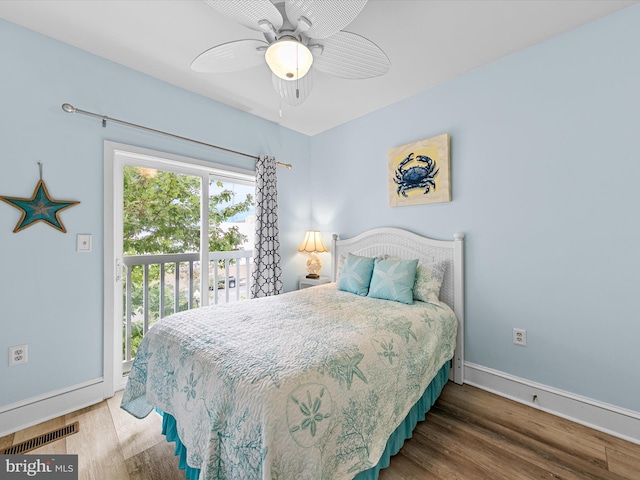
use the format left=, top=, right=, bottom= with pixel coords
left=388, top=133, right=451, bottom=207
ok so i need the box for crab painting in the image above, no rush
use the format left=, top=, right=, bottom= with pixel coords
left=393, top=153, right=439, bottom=197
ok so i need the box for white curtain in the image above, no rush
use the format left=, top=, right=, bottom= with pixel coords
left=251, top=155, right=283, bottom=298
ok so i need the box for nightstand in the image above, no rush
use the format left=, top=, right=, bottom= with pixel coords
left=298, top=275, right=331, bottom=290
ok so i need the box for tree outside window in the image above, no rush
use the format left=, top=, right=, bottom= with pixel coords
left=123, top=166, right=254, bottom=357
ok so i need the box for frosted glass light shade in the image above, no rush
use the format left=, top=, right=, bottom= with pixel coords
left=272, top=69, right=314, bottom=106
left=265, top=39, right=313, bottom=81
left=298, top=230, right=328, bottom=253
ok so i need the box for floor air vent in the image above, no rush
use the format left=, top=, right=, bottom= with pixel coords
left=2, top=421, right=79, bottom=454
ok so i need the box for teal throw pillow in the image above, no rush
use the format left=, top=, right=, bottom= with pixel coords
left=367, top=258, right=419, bottom=304
left=337, top=253, right=375, bottom=296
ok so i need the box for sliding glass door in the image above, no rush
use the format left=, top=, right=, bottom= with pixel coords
left=104, top=142, right=255, bottom=392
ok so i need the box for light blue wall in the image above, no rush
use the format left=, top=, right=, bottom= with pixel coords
left=0, top=19, right=311, bottom=407
left=310, top=6, right=640, bottom=412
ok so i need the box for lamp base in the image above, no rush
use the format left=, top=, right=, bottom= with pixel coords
left=305, top=252, right=322, bottom=279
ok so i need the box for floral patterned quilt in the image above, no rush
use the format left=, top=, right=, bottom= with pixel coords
left=121, top=283, right=457, bottom=480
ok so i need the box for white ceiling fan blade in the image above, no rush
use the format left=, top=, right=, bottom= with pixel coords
left=191, top=39, right=268, bottom=73
left=204, top=0, right=283, bottom=32
left=272, top=69, right=315, bottom=106
left=312, top=31, right=390, bottom=79
left=285, top=0, right=368, bottom=39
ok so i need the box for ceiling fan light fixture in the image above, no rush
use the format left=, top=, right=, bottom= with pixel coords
left=265, top=38, right=313, bottom=81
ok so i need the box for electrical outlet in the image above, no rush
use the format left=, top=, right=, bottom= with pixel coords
left=9, top=344, right=28, bottom=366
left=513, top=328, right=527, bottom=347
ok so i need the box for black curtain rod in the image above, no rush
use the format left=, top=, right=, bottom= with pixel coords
left=60, top=103, right=292, bottom=169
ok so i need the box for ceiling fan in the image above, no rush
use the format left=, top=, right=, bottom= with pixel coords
left=191, top=0, right=391, bottom=107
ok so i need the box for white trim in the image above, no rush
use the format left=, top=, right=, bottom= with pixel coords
left=452, top=233, right=464, bottom=385
left=0, top=378, right=104, bottom=437
left=105, top=142, right=255, bottom=181
left=200, top=172, right=210, bottom=308
left=464, top=362, right=640, bottom=445
left=103, top=143, right=116, bottom=401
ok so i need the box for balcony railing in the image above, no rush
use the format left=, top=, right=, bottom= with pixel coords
left=121, top=250, right=253, bottom=371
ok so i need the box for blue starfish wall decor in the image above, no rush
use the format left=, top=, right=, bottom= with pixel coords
left=0, top=179, right=80, bottom=233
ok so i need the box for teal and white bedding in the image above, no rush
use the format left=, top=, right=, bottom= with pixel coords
left=121, top=283, right=458, bottom=480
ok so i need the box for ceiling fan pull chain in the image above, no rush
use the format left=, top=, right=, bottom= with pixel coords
left=296, top=42, right=300, bottom=99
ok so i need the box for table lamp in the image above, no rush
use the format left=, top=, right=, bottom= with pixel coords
left=298, top=230, right=328, bottom=279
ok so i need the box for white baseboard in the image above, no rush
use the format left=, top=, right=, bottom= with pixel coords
left=0, top=378, right=105, bottom=437
left=464, top=362, right=640, bottom=446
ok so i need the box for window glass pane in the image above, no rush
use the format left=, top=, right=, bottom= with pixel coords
left=123, top=166, right=201, bottom=255
left=208, top=176, right=255, bottom=305
left=121, top=165, right=255, bottom=367
left=122, top=166, right=202, bottom=361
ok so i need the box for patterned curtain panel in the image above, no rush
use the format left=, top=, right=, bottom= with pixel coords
left=251, top=155, right=283, bottom=298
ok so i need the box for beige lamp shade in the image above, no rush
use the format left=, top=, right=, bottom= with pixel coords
left=298, top=230, right=328, bottom=253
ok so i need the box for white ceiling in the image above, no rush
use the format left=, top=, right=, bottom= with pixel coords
left=1, top=0, right=636, bottom=136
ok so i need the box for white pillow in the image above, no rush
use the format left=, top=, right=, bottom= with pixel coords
left=413, top=261, right=446, bottom=303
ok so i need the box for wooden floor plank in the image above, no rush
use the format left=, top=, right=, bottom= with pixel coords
left=12, top=417, right=65, bottom=444
left=0, top=433, right=14, bottom=451
left=107, top=390, right=165, bottom=460
left=125, top=440, right=185, bottom=480
left=396, top=422, right=502, bottom=480
left=440, top=383, right=609, bottom=466
left=377, top=450, right=440, bottom=480
left=65, top=402, right=130, bottom=480
left=11, top=416, right=67, bottom=455
left=607, top=446, right=640, bottom=480
left=430, top=400, right=625, bottom=480
left=417, top=410, right=554, bottom=480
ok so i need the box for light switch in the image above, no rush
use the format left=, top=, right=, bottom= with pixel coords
left=77, top=234, right=92, bottom=252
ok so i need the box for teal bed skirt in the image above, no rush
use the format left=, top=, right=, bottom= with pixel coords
left=159, top=361, right=450, bottom=480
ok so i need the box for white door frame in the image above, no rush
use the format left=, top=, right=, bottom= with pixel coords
left=103, top=141, right=255, bottom=395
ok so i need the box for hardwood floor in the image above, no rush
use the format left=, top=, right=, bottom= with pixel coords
left=2, top=383, right=639, bottom=479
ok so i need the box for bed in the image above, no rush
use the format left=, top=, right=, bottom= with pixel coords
left=121, top=227, right=465, bottom=480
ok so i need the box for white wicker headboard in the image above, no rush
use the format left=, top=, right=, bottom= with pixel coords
left=331, top=227, right=465, bottom=384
